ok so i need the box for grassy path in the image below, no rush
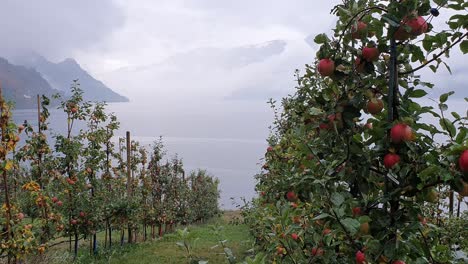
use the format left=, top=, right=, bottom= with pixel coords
left=34, top=212, right=252, bottom=264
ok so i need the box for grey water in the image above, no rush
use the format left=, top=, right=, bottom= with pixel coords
left=13, top=100, right=273, bottom=210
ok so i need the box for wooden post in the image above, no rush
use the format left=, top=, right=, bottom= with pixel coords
left=126, top=131, right=132, bottom=196
left=126, top=131, right=132, bottom=243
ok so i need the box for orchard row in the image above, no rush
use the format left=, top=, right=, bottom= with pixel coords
left=0, top=82, right=220, bottom=262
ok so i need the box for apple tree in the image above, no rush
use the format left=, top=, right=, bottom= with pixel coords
left=245, top=0, right=467, bottom=263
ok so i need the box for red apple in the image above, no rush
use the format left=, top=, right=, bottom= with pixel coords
left=322, top=228, right=331, bottom=235
left=317, top=58, right=335, bottom=77
left=384, top=153, right=400, bottom=169
left=79, top=212, right=86, bottom=218
left=291, top=202, right=298, bottom=208
left=70, top=219, right=78, bottom=225
left=352, top=207, right=362, bottom=217
left=267, top=146, right=273, bottom=153
left=362, top=47, right=379, bottom=62
left=66, top=178, right=76, bottom=185
left=56, top=201, right=63, bottom=207
left=356, top=250, right=366, bottom=264
left=459, top=150, right=468, bottom=172
left=395, top=16, right=428, bottom=40
left=351, top=21, right=367, bottom=39
left=16, top=213, right=25, bottom=220
left=390, top=123, right=413, bottom=143
left=418, top=215, right=428, bottom=225
left=18, top=125, right=25, bottom=133
left=319, top=123, right=329, bottom=130
left=407, top=16, right=428, bottom=36
left=393, top=261, right=405, bottom=264
left=277, top=246, right=286, bottom=255
left=291, top=233, right=299, bottom=240
left=51, top=197, right=59, bottom=203
left=366, top=98, right=384, bottom=115
left=311, top=247, right=324, bottom=256
left=71, top=107, right=78, bottom=114
left=286, top=191, right=298, bottom=202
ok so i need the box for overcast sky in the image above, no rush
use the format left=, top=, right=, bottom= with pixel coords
left=2, top=0, right=466, bottom=103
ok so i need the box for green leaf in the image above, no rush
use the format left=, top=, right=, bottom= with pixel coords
left=451, top=112, right=460, bottom=119
left=439, top=91, right=454, bottom=103
left=308, top=107, right=324, bottom=116
left=314, top=34, right=329, bottom=44
left=408, top=89, right=427, bottom=98
left=455, top=129, right=467, bottom=144
left=382, top=14, right=400, bottom=27
left=331, top=192, right=345, bottom=206
left=340, top=218, right=360, bottom=235
left=461, top=40, right=468, bottom=54
left=439, top=118, right=456, bottom=137
left=312, top=213, right=330, bottom=221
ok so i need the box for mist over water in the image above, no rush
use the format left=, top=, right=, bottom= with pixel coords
left=13, top=100, right=273, bottom=210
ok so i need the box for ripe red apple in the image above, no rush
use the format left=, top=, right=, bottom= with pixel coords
left=319, top=123, right=329, bottom=130
left=291, top=233, right=299, bottom=240
left=393, top=261, right=405, bottom=264
left=395, top=16, right=428, bottom=40
left=362, top=47, right=379, bottom=62
left=366, top=98, right=384, bottom=115
left=277, top=246, right=286, bottom=255
left=407, top=16, right=428, bottom=36
left=291, top=202, right=298, bottom=208
left=16, top=212, right=25, bottom=220
left=351, top=21, right=367, bottom=39
left=56, top=201, right=63, bottom=207
left=459, top=150, right=468, bottom=172
left=267, top=146, right=273, bottom=153
left=322, top=228, right=331, bottom=235
left=71, top=107, right=78, bottom=114
left=390, top=123, right=413, bottom=143
left=384, top=153, right=400, bottom=169
left=317, top=58, right=335, bottom=77
left=79, top=211, right=86, bottom=218
left=356, top=250, right=366, bottom=264
left=66, top=178, right=76, bottom=185
left=51, top=197, right=59, bottom=203
left=286, top=191, right=298, bottom=202
left=418, top=215, right=428, bottom=225
left=70, top=219, right=78, bottom=225
left=311, top=247, right=324, bottom=256
left=352, top=207, right=362, bottom=217
left=18, top=125, right=25, bottom=133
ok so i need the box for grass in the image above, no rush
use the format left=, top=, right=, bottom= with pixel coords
left=27, top=211, right=253, bottom=264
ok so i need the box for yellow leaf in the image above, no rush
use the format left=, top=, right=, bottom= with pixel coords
left=4, top=160, right=13, bottom=171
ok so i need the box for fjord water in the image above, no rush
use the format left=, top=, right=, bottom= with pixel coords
left=13, top=100, right=272, bottom=209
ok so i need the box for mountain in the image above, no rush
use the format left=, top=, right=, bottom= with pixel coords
left=0, top=57, right=61, bottom=108
left=13, top=53, right=129, bottom=103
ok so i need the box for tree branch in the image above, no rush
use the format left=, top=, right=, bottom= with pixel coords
left=400, top=32, right=468, bottom=75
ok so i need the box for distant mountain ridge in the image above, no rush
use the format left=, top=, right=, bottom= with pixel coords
left=12, top=53, right=128, bottom=103
left=0, top=57, right=61, bottom=108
